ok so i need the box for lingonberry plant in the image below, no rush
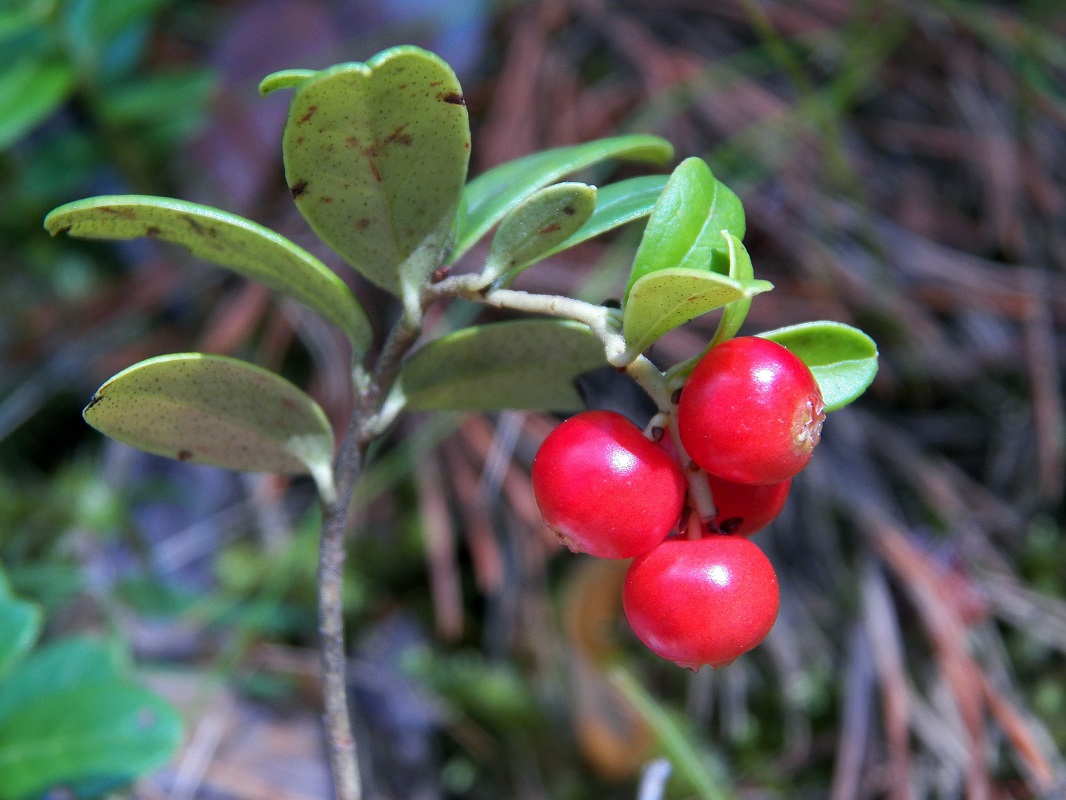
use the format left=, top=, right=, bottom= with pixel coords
left=45, top=45, right=878, bottom=799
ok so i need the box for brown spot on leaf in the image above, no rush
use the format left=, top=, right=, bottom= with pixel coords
left=539, top=223, right=561, bottom=235
left=282, top=398, right=298, bottom=411
left=182, top=215, right=210, bottom=236
left=365, top=156, right=382, bottom=182
left=290, top=180, right=309, bottom=199
left=177, top=449, right=193, bottom=461
left=355, top=219, right=372, bottom=231
left=429, top=80, right=443, bottom=87
left=298, top=105, right=318, bottom=123
left=53, top=224, right=72, bottom=237
left=385, top=125, right=412, bottom=146
left=320, top=196, right=333, bottom=203
left=563, top=205, right=576, bottom=216
left=145, top=226, right=161, bottom=237
left=85, top=394, right=103, bottom=411
left=346, top=136, right=359, bottom=148
left=439, top=92, right=465, bottom=105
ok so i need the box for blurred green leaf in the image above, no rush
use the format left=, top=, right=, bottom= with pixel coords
left=625, top=157, right=746, bottom=302
left=0, top=637, right=122, bottom=727
left=282, top=46, right=470, bottom=297
left=0, top=0, right=53, bottom=42
left=83, top=354, right=335, bottom=492
left=0, top=575, right=40, bottom=679
left=99, top=69, right=213, bottom=127
left=0, top=58, right=75, bottom=149
left=759, top=321, right=879, bottom=411
left=45, top=195, right=372, bottom=355
left=535, top=174, right=668, bottom=263
left=454, top=134, right=674, bottom=261
left=0, top=682, right=182, bottom=800
left=259, top=69, right=316, bottom=96
left=398, top=320, right=608, bottom=411
left=622, top=269, right=772, bottom=356
left=485, top=182, right=596, bottom=285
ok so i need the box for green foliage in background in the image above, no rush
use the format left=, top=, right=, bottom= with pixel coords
left=0, top=566, right=182, bottom=800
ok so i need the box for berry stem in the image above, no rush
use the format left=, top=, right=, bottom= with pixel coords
left=666, top=415, right=718, bottom=528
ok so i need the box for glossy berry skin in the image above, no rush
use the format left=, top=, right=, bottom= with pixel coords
left=707, top=474, right=791, bottom=536
left=678, top=337, right=825, bottom=485
left=622, top=535, right=779, bottom=670
left=532, top=411, right=686, bottom=559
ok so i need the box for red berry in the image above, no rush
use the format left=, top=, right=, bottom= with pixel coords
left=707, top=474, right=791, bottom=536
left=622, top=535, right=779, bottom=670
left=678, top=337, right=825, bottom=485
left=532, top=410, right=686, bottom=559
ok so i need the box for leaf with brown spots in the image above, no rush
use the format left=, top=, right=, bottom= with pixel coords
left=83, top=353, right=335, bottom=497
left=279, top=46, right=471, bottom=296
left=44, top=195, right=372, bottom=359
left=483, top=182, right=596, bottom=286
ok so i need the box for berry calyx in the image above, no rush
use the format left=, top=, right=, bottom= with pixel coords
left=622, top=535, right=779, bottom=670
left=531, top=410, right=687, bottom=559
left=707, top=474, right=791, bottom=536
left=677, top=337, right=825, bottom=485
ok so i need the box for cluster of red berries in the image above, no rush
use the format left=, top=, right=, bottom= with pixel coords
left=532, top=337, right=826, bottom=670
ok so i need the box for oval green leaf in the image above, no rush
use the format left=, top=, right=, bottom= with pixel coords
left=44, top=195, right=372, bottom=357
left=0, top=637, right=122, bottom=728
left=759, top=321, right=879, bottom=411
left=625, top=157, right=746, bottom=301
left=453, top=134, right=674, bottom=261
left=622, top=268, right=772, bottom=357
left=282, top=46, right=471, bottom=296
left=0, top=682, right=182, bottom=800
left=536, top=174, right=668, bottom=263
left=398, top=320, right=608, bottom=411
left=485, top=182, right=597, bottom=285
left=83, top=354, right=335, bottom=491
left=0, top=586, right=40, bottom=680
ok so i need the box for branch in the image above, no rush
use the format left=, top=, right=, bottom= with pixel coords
left=316, top=311, right=423, bottom=800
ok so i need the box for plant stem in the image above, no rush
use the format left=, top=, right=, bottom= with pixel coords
left=316, top=311, right=423, bottom=800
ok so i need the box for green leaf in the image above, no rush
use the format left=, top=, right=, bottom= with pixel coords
left=0, top=682, right=182, bottom=800
left=83, top=354, right=335, bottom=492
left=454, top=134, right=674, bottom=261
left=0, top=0, right=53, bottom=41
left=0, top=578, right=40, bottom=680
left=625, top=157, right=746, bottom=302
left=0, top=637, right=122, bottom=728
left=485, top=182, right=597, bottom=285
left=282, top=46, right=470, bottom=297
left=709, top=232, right=756, bottom=347
left=259, top=68, right=316, bottom=96
left=399, top=320, right=608, bottom=411
left=45, top=196, right=371, bottom=357
left=98, top=69, right=214, bottom=126
left=535, top=175, right=668, bottom=262
left=622, top=268, right=772, bottom=357
left=0, top=59, right=76, bottom=149
left=759, top=321, right=879, bottom=411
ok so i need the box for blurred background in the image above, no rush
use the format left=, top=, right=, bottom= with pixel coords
left=2, top=0, right=1066, bottom=798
